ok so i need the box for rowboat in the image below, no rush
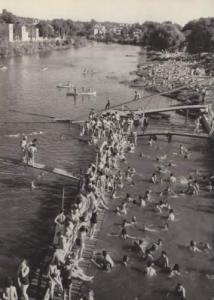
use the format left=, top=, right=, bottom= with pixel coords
left=57, top=83, right=74, bottom=88
left=66, top=91, right=97, bottom=96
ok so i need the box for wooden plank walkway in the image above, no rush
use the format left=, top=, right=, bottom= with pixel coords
left=137, top=130, right=210, bottom=139
left=0, top=157, right=80, bottom=181
left=138, top=104, right=207, bottom=115
left=29, top=204, right=107, bottom=300
left=56, top=105, right=208, bottom=124
left=70, top=209, right=106, bottom=300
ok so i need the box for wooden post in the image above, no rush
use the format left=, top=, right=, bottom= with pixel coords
left=186, top=109, right=189, bottom=122
left=61, top=187, right=65, bottom=210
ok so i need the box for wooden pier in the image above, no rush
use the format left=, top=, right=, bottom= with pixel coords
left=137, top=130, right=210, bottom=140
left=29, top=199, right=108, bottom=300
left=0, top=157, right=80, bottom=181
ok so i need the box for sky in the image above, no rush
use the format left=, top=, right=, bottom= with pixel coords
left=0, top=0, right=214, bottom=25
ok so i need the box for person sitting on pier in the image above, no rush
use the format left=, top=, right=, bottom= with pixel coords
left=68, top=258, right=94, bottom=282
left=45, top=260, right=63, bottom=300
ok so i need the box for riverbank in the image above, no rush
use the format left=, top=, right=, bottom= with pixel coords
left=0, top=37, right=88, bottom=58
left=126, top=53, right=214, bottom=107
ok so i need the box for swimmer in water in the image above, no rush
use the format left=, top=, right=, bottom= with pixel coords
left=168, top=264, right=181, bottom=278
left=168, top=209, right=175, bottom=222
left=188, top=240, right=201, bottom=252
left=145, top=261, right=157, bottom=277
left=155, top=251, right=170, bottom=269
left=133, top=239, right=147, bottom=255
left=138, top=195, right=146, bottom=207
left=174, top=283, right=186, bottom=299
left=151, top=172, right=158, bottom=184
left=115, top=202, right=128, bottom=215
left=122, top=255, right=129, bottom=267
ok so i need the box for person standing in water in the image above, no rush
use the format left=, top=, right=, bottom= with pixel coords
left=20, top=135, right=28, bottom=163
left=105, top=97, right=111, bottom=110
left=17, top=259, right=30, bottom=300
left=27, top=139, right=37, bottom=166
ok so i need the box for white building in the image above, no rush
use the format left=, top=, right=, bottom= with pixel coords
left=94, top=24, right=106, bottom=36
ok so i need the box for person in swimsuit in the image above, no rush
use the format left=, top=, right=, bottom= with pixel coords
left=17, top=259, right=30, bottom=300
left=2, top=277, right=18, bottom=300
left=174, top=283, right=186, bottom=299
left=20, top=136, right=28, bottom=163
left=89, top=209, right=98, bottom=238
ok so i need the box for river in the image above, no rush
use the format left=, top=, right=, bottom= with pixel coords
left=0, top=42, right=213, bottom=300
left=0, top=42, right=149, bottom=284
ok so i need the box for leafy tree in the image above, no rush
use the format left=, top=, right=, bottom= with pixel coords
left=0, top=9, right=17, bottom=24
left=36, top=21, right=54, bottom=38
left=141, top=21, right=185, bottom=51
left=183, top=18, right=214, bottom=53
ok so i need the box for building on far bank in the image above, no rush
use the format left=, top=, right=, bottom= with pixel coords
left=0, top=22, right=40, bottom=42
left=94, top=24, right=106, bottom=37
left=0, top=23, right=13, bottom=42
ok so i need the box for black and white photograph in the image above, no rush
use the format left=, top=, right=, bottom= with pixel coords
left=0, top=0, right=214, bottom=299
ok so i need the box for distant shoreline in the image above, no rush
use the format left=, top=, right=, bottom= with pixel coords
left=0, top=37, right=88, bottom=59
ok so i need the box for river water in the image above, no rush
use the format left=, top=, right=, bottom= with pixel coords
left=0, top=42, right=150, bottom=284
left=0, top=42, right=213, bottom=299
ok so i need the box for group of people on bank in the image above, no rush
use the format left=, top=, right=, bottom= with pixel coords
left=136, top=59, right=210, bottom=98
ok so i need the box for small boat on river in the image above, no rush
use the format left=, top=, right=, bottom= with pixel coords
left=67, top=91, right=97, bottom=97
left=57, top=82, right=74, bottom=89
left=66, top=88, right=97, bottom=97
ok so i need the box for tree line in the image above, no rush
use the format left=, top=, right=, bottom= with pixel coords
left=1, top=9, right=214, bottom=53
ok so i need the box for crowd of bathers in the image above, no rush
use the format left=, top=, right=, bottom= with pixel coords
left=2, top=105, right=214, bottom=300
left=78, top=108, right=213, bottom=299
left=135, top=59, right=210, bottom=96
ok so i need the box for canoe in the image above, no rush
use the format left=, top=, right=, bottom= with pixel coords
left=57, top=84, right=74, bottom=88
left=66, top=91, right=97, bottom=96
